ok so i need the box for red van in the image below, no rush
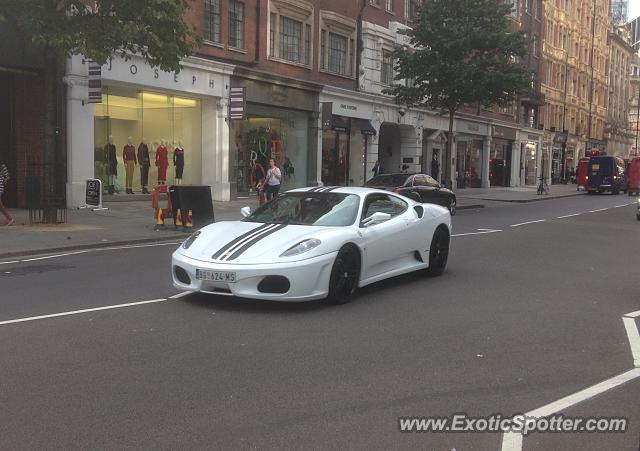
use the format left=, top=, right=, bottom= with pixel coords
left=627, top=156, right=640, bottom=196
left=576, top=157, right=590, bottom=191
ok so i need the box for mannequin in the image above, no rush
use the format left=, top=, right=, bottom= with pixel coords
left=123, top=136, right=137, bottom=194
left=137, top=137, right=151, bottom=194
left=104, top=135, right=117, bottom=195
left=155, top=139, right=169, bottom=185
left=173, top=140, right=185, bottom=185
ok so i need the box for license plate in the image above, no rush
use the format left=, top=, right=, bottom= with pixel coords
left=592, top=164, right=600, bottom=170
left=196, top=269, right=236, bottom=282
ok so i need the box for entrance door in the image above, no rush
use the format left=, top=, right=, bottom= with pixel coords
left=322, top=130, right=350, bottom=186
left=0, top=72, right=16, bottom=207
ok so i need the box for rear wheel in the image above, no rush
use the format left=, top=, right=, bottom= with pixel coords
left=327, top=246, right=360, bottom=304
left=426, top=227, right=449, bottom=277
left=448, top=198, right=457, bottom=216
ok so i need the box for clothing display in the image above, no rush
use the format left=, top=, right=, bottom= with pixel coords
left=156, top=144, right=169, bottom=184
left=123, top=144, right=137, bottom=193
left=137, top=142, right=150, bottom=194
left=105, top=143, right=117, bottom=176
left=173, top=147, right=185, bottom=180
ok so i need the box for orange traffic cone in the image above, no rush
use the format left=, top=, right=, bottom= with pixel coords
left=175, top=208, right=183, bottom=229
left=154, top=208, right=165, bottom=230
left=183, top=209, right=193, bottom=232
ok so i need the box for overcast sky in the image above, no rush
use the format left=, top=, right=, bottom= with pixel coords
left=630, top=0, right=640, bottom=21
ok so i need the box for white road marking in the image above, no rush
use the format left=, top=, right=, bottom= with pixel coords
left=477, top=228, right=501, bottom=232
left=0, top=241, right=182, bottom=266
left=613, top=204, right=632, bottom=208
left=0, top=298, right=170, bottom=327
left=501, top=312, right=640, bottom=451
left=557, top=213, right=581, bottom=219
left=510, top=219, right=546, bottom=227
left=623, top=317, right=640, bottom=367
left=168, top=291, right=192, bottom=299
left=451, top=230, right=502, bottom=237
left=588, top=208, right=608, bottom=213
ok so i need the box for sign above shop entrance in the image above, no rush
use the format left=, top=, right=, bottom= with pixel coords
left=492, top=125, right=517, bottom=140
left=229, top=87, right=246, bottom=120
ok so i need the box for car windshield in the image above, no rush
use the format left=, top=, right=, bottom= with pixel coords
left=243, top=192, right=360, bottom=226
left=366, top=174, right=410, bottom=187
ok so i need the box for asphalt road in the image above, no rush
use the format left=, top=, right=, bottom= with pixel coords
left=1, top=193, right=639, bottom=451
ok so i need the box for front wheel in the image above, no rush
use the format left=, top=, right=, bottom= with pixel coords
left=448, top=198, right=457, bottom=216
left=327, top=246, right=360, bottom=304
left=426, top=227, right=449, bottom=277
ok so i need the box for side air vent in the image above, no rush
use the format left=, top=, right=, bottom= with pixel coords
left=413, top=205, right=424, bottom=218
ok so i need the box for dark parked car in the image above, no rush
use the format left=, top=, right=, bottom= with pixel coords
left=365, top=173, right=457, bottom=215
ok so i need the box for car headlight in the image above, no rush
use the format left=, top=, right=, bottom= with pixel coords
left=182, top=231, right=201, bottom=249
left=280, top=239, right=321, bottom=257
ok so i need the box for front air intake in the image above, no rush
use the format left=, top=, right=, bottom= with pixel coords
left=257, top=276, right=291, bottom=294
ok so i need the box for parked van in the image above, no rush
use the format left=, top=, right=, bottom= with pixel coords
left=586, top=156, right=625, bottom=194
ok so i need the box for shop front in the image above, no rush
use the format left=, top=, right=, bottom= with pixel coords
left=229, top=72, right=320, bottom=198
left=454, top=119, right=491, bottom=189
left=490, top=126, right=516, bottom=187
left=65, top=54, right=233, bottom=206
left=319, top=89, right=377, bottom=187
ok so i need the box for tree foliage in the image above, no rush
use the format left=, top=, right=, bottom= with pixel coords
left=385, top=0, right=531, bottom=114
left=0, top=0, right=198, bottom=72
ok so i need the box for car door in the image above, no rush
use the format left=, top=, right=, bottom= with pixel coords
left=360, top=193, right=413, bottom=278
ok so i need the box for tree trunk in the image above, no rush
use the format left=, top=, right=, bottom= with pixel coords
left=446, top=109, right=456, bottom=189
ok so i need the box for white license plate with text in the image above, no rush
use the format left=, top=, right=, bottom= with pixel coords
left=196, top=269, right=237, bottom=282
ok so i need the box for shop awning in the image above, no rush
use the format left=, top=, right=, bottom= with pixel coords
left=352, top=119, right=377, bottom=136
left=331, top=116, right=349, bottom=133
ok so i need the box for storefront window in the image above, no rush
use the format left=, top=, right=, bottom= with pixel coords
left=94, top=87, right=202, bottom=193
left=231, top=104, right=308, bottom=194
left=490, top=139, right=512, bottom=187
left=322, top=129, right=350, bottom=186
left=456, top=139, right=483, bottom=188
left=525, top=142, right=537, bottom=185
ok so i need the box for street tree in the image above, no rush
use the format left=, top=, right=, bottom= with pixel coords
left=385, top=0, right=531, bottom=186
left=0, top=0, right=198, bottom=222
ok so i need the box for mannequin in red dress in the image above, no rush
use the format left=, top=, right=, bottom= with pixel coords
left=155, top=139, right=169, bottom=185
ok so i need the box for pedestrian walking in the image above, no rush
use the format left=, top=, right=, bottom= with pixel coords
left=264, top=158, right=282, bottom=201
left=0, top=162, right=14, bottom=226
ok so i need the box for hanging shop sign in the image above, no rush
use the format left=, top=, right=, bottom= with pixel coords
left=229, top=87, right=246, bottom=120
left=87, top=61, right=102, bottom=104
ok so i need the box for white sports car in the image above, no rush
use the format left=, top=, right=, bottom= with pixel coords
left=172, top=187, right=451, bottom=303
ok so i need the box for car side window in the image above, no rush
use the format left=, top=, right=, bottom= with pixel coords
left=413, top=175, right=427, bottom=186
left=362, top=194, right=408, bottom=221
left=425, top=175, right=440, bottom=187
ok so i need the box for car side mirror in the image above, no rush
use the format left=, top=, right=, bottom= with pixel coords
left=362, top=212, right=392, bottom=227
left=240, top=206, right=251, bottom=217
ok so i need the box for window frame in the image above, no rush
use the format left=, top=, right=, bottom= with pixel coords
left=268, top=0, right=314, bottom=68
left=228, top=0, right=245, bottom=50
left=203, top=0, right=222, bottom=44
left=319, top=11, right=357, bottom=78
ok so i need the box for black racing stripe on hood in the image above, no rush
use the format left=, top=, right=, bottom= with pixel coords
left=211, top=223, right=272, bottom=260
left=225, top=223, right=288, bottom=261
left=308, top=187, right=324, bottom=192
left=322, top=186, right=339, bottom=192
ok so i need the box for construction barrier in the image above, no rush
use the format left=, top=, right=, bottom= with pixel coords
left=169, top=185, right=215, bottom=229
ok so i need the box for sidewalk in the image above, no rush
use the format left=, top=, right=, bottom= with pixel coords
left=456, top=183, right=582, bottom=203
left=0, top=193, right=486, bottom=258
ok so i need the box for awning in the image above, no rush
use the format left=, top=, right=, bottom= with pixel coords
left=331, top=116, right=349, bottom=133
left=351, top=119, right=377, bottom=136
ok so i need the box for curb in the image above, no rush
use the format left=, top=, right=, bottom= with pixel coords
left=0, top=234, right=188, bottom=260
left=458, top=192, right=583, bottom=204
left=458, top=204, right=485, bottom=210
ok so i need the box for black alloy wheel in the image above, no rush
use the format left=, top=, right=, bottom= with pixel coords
left=449, top=197, right=457, bottom=216
left=327, top=246, right=360, bottom=304
left=426, top=227, right=449, bottom=277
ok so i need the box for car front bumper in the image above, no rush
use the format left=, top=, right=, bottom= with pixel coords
left=172, top=250, right=337, bottom=301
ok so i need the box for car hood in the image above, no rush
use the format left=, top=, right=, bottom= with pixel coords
left=180, top=221, right=339, bottom=264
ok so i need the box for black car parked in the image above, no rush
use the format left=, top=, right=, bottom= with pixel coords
left=365, top=173, right=457, bottom=215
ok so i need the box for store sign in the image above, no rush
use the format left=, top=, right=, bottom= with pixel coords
left=87, top=61, right=102, bottom=104
left=229, top=87, right=246, bottom=120
left=553, top=131, right=568, bottom=145
left=492, top=125, right=517, bottom=140
left=527, top=134, right=539, bottom=141
left=81, top=178, right=107, bottom=211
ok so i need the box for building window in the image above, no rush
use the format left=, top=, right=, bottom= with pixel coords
left=268, top=1, right=313, bottom=67
left=507, top=0, right=519, bottom=18
left=381, top=50, right=394, bottom=84
left=370, top=0, right=381, bottom=6
left=533, top=34, right=539, bottom=58
left=319, top=11, right=357, bottom=77
left=229, top=1, right=245, bottom=49
left=535, top=0, right=542, bottom=20
left=525, top=0, right=531, bottom=14
left=204, top=0, right=221, bottom=43
left=405, top=0, right=420, bottom=20
left=386, top=0, right=394, bottom=12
